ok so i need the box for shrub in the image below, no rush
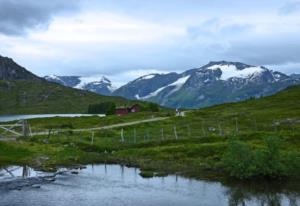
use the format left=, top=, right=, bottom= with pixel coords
left=254, top=137, right=285, bottom=178
left=222, top=137, right=300, bottom=179
left=140, top=102, right=160, bottom=112
left=222, top=138, right=256, bottom=179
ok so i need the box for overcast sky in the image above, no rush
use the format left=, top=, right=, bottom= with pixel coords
left=0, top=0, right=300, bottom=86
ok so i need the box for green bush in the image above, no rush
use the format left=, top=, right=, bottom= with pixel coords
left=223, top=138, right=256, bottom=179
left=140, top=102, right=160, bottom=112
left=254, top=137, right=285, bottom=178
left=148, top=102, right=160, bottom=112
left=223, top=137, right=300, bottom=179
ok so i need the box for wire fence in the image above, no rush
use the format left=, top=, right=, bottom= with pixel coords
left=2, top=117, right=299, bottom=145
left=89, top=117, right=300, bottom=145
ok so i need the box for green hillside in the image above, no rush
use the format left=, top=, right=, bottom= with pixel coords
left=0, top=80, right=143, bottom=114
left=0, top=85, right=299, bottom=180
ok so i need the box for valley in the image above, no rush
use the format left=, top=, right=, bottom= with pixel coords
left=0, top=85, right=299, bottom=181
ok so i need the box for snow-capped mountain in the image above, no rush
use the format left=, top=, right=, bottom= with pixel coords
left=113, top=61, right=300, bottom=108
left=45, top=75, right=115, bottom=96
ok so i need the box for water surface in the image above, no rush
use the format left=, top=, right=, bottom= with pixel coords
left=0, top=165, right=299, bottom=206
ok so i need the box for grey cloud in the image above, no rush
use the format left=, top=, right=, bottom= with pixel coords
left=186, top=18, right=254, bottom=40
left=279, top=1, right=300, bottom=15
left=223, top=35, right=300, bottom=66
left=219, top=24, right=254, bottom=36
left=270, top=63, right=300, bottom=74
left=0, top=0, right=80, bottom=35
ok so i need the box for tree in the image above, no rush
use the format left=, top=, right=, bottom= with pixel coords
left=87, top=102, right=116, bottom=115
left=147, top=102, right=159, bottom=112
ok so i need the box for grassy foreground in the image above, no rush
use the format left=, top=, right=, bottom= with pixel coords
left=0, top=86, right=300, bottom=180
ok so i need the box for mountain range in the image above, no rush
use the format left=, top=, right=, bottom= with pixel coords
left=46, top=61, right=300, bottom=109
left=0, top=55, right=135, bottom=114
left=45, top=75, right=115, bottom=96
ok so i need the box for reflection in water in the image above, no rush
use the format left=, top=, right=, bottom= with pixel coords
left=22, top=166, right=30, bottom=178
left=224, top=180, right=300, bottom=206
left=0, top=165, right=299, bottom=206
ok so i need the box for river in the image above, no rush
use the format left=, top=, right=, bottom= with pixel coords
left=0, top=165, right=299, bottom=206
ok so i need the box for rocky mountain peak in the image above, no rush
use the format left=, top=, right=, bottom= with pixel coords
left=0, top=55, right=41, bottom=81
left=45, top=75, right=115, bottom=96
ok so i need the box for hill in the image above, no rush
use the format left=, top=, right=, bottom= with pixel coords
left=0, top=80, right=133, bottom=114
left=0, top=55, right=145, bottom=114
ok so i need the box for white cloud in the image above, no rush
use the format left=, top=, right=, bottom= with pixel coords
left=29, top=12, right=185, bottom=45
left=1, top=0, right=300, bottom=85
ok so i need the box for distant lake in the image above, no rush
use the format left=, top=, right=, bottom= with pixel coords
left=0, top=114, right=105, bottom=122
left=0, top=165, right=299, bottom=206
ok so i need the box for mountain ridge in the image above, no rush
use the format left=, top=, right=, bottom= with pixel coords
left=112, top=61, right=300, bottom=108
left=45, top=75, right=115, bottom=96
left=5, top=56, right=299, bottom=110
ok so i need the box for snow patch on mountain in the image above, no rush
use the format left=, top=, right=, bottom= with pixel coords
left=139, top=74, right=157, bottom=80
left=142, top=86, right=168, bottom=99
left=45, top=74, right=116, bottom=95
left=75, top=76, right=112, bottom=89
left=46, top=74, right=60, bottom=80
left=168, top=75, right=191, bottom=95
left=207, top=64, right=265, bottom=80
left=140, top=75, right=190, bottom=99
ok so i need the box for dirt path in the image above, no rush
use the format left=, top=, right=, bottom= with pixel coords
left=31, top=117, right=170, bottom=136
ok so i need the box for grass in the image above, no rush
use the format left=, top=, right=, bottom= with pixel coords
left=27, top=111, right=171, bottom=130
left=0, top=85, right=300, bottom=180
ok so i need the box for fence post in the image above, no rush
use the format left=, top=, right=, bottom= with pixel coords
left=218, top=121, right=223, bottom=136
left=174, top=126, right=178, bottom=140
left=134, top=128, right=137, bottom=144
left=202, top=120, right=206, bottom=137
left=28, top=124, right=32, bottom=137
left=91, top=131, right=94, bottom=145
left=161, top=128, right=164, bottom=141
left=47, top=129, right=52, bottom=139
left=121, top=128, right=124, bottom=143
left=22, top=120, right=29, bottom=137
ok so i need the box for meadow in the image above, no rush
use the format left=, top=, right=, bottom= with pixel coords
left=0, top=85, right=299, bottom=180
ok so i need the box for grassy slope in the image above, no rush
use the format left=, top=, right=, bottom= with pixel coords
left=0, top=80, right=144, bottom=114
left=0, top=85, right=299, bottom=179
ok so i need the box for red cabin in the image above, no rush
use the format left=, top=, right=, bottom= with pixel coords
left=116, top=104, right=140, bottom=116
left=116, top=108, right=129, bottom=116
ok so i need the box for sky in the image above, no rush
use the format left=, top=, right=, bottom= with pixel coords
left=0, top=0, right=300, bottom=86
